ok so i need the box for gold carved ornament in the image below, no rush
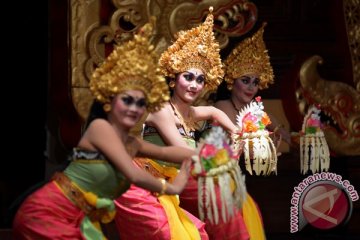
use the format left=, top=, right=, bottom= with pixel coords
left=299, top=56, right=360, bottom=156
left=295, top=1, right=360, bottom=156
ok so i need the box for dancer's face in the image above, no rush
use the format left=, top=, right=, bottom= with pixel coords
left=174, top=68, right=205, bottom=103
left=111, top=90, right=147, bottom=128
left=232, top=74, right=260, bottom=104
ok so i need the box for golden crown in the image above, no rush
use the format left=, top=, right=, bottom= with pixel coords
left=90, top=18, right=170, bottom=112
left=224, top=22, right=274, bottom=90
left=158, top=7, right=224, bottom=91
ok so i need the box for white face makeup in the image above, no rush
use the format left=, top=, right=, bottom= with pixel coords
left=174, top=68, right=205, bottom=103
left=232, top=74, right=260, bottom=105
left=112, top=90, right=146, bottom=128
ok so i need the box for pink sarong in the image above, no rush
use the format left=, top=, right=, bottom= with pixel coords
left=13, top=181, right=85, bottom=239
left=180, top=176, right=251, bottom=240
left=115, top=184, right=208, bottom=240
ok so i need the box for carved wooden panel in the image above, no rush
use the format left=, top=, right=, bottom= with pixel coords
left=70, top=0, right=258, bottom=121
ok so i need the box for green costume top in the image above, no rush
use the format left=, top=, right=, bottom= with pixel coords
left=143, top=125, right=196, bottom=169
left=64, top=148, right=130, bottom=199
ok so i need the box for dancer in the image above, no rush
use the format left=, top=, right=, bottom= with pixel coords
left=215, top=24, right=291, bottom=147
left=215, top=22, right=282, bottom=239
left=115, top=7, right=250, bottom=240
left=12, top=21, right=194, bottom=240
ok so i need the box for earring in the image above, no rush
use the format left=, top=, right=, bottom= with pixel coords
left=169, top=80, right=175, bottom=88
left=103, top=103, right=111, bottom=112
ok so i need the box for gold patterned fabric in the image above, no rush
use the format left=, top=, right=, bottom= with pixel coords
left=224, top=22, right=274, bottom=90
left=90, top=19, right=170, bottom=112
left=158, top=7, right=224, bottom=91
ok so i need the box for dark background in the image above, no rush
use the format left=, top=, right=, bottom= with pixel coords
left=1, top=0, right=48, bottom=230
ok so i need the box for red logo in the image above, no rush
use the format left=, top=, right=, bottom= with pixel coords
left=301, top=182, right=351, bottom=230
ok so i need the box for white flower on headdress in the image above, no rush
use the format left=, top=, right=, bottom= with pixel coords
left=197, top=44, right=207, bottom=56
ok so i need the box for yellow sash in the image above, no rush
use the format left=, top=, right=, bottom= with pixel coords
left=243, top=193, right=266, bottom=240
left=147, top=160, right=201, bottom=240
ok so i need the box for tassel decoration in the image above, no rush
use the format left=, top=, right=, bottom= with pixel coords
left=299, top=105, right=330, bottom=174
left=192, top=126, right=246, bottom=224
left=234, top=96, right=278, bottom=176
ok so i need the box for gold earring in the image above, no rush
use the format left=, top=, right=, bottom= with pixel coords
left=103, top=103, right=111, bottom=112
left=169, top=80, right=175, bottom=88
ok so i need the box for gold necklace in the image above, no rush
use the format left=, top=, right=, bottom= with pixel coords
left=169, top=100, right=196, bottom=136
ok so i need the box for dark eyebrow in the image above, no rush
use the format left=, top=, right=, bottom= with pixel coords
left=240, top=76, right=251, bottom=81
left=120, top=93, right=144, bottom=99
left=184, top=71, right=204, bottom=77
left=119, top=93, right=132, bottom=98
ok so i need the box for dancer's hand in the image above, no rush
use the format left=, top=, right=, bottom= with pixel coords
left=169, top=158, right=192, bottom=194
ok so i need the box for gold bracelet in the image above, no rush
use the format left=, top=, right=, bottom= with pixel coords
left=159, top=178, right=167, bottom=195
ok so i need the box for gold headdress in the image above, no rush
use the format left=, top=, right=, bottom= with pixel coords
left=158, top=7, right=224, bottom=91
left=224, top=22, right=274, bottom=90
left=90, top=18, right=169, bottom=112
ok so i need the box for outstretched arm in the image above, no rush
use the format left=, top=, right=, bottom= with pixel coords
left=136, top=137, right=195, bottom=163
left=82, top=119, right=189, bottom=195
left=192, top=105, right=238, bottom=134
left=267, top=112, right=291, bottom=145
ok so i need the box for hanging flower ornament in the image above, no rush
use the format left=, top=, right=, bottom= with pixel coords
left=242, top=96, right=271, bottom=132
left=299, top=105, right=330, bottom=174
left=191, top=126, right=246, bottom=225
left=233, top=96, right=278, bottom=176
